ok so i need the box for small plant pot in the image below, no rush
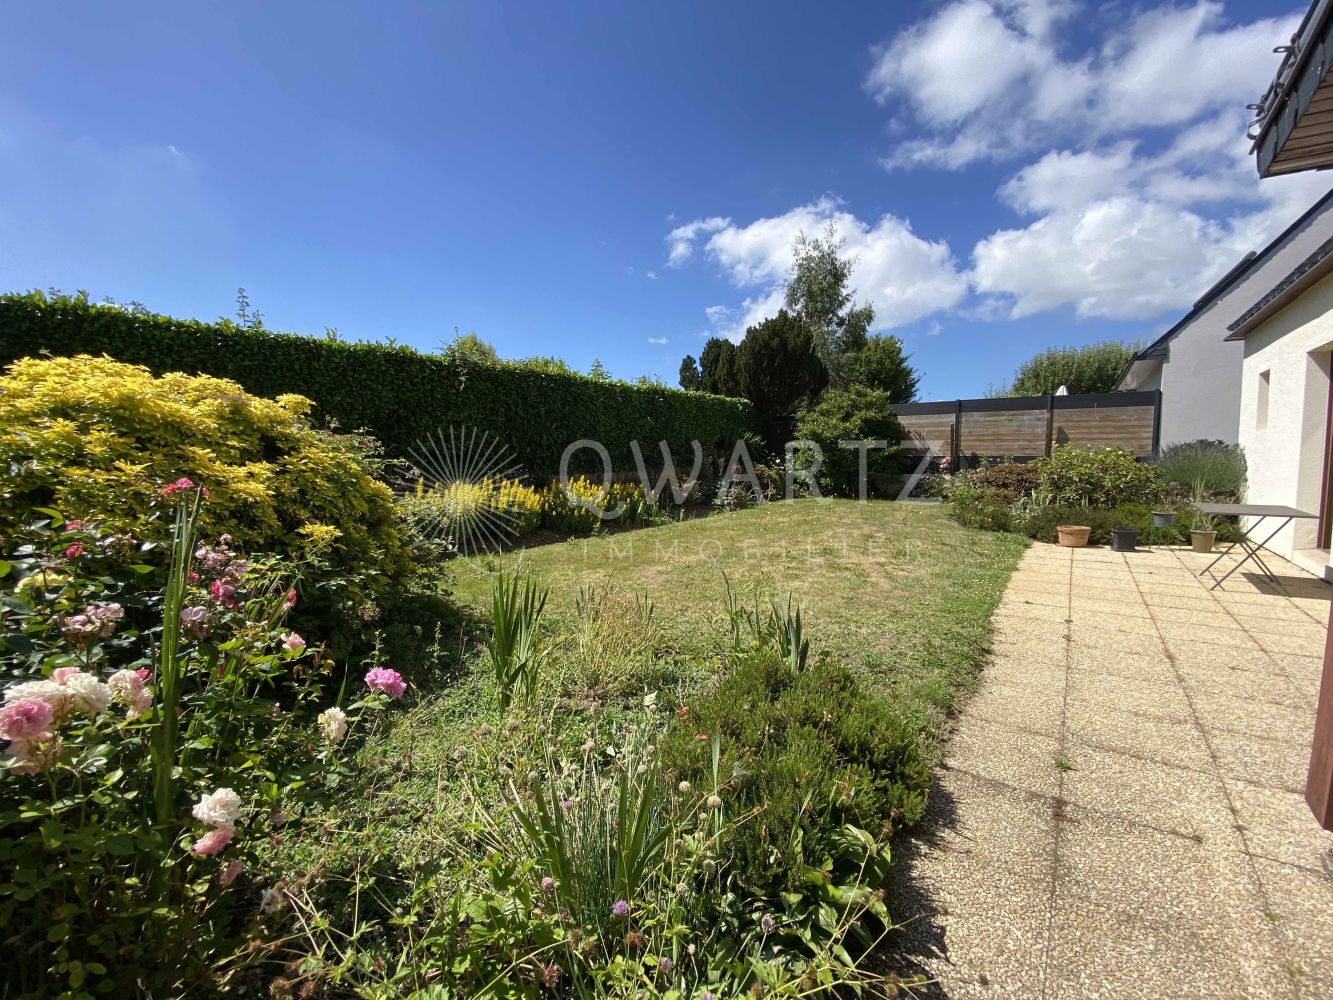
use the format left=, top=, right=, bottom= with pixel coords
left=1111, top=527, right=1140, bottom=552
left=1152, top=511, right=1175, bottom=528
left=1057, top=524, right=1091, bottom=548
left=1190, top=530, right=1217, bottom=553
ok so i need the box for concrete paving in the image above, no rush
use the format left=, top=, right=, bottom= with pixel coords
left=890, top=542, right=1333, bottom=999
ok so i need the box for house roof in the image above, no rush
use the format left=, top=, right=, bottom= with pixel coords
left=1225, top=234, right=1333, bottom=339
left=1249, top=0, right=1333, bottom=177
left=1114, top=187, right=1333, bottom=387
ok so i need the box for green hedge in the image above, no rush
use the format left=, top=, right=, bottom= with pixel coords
left=0, top=291, right=756, bottom=479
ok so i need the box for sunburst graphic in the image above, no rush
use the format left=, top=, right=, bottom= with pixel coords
left=400, top=426, right=531, bottom=556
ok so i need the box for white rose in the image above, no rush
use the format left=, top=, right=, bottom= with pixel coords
left=193, top=787, right=243, bottom=829
left=63, top=673, right=113, bottom=716
left=318, top=707, right=348, bottom=745
left=105, top=668, right=143, bottom=706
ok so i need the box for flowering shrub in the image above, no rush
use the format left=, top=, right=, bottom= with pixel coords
left=0, top=354, right=412, bottom=592
left=537, top=477, right=652, bottom=534
left=399, top=476, right=543, bottom=548
left=0, top=493, right=405, bottom=996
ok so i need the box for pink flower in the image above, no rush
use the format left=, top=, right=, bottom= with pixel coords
left=0, top=699, right=55, bottom=741
left=65, top=519, right=83, bottom=530
left=281, top=632, right=306, bottom=653
left=159, top=477, right=196, bottom=498
left=52, top=667, right=83, bottom=684
left=191, top=827, right=234, bottom=857
left=6, top=736, right=60, bottom=774
left=220, top=859, right=244, bottom=886
left=180, top=605, right=211, bottom=639
left=208, top=580, right=236, bottom=608
left=364, top=667, right=406, bottom=700
left=64, top=541, right=85, bottom=559
left=282, top=588, right=298, bottom=612
left=135, top=668, right=151, bottom=682
left=129, top=686, right=153, bottom=719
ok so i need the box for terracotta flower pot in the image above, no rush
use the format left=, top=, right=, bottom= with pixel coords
left=1190, top=530, right=1216, bottom=553
left=1057, top=525, right=1091, bottom=548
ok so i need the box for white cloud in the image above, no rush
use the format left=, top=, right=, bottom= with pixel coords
left=647, top=336, right=669, bottom=345
left=665, top=216, right=730, bottom=266
left=867, top=1, right=1297, bottom=169
left=680, top=196, right=968, bottom=341
left=645, top=270, right=659, bottom=280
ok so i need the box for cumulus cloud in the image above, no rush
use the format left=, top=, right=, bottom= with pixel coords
left=860, top=0, right=1332, bottom=321
left=665, top=216, right=730, bottom=266
left=867, top=0, right=1296, bottom=169
left=677, top=196, right=968, bottom=341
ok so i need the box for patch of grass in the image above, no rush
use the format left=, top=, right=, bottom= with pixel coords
left=454, top=499, right=1028, bottom=747
left=1053, top=756, right=1075, bottom=772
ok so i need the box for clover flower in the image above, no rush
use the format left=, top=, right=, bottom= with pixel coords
left=678, top=780, right=691, bottom=793
left=706, top=793, right=723, bottom=810
left=540, top=876, right=556, bottom=893
left=761, top=914, right=776, bottom=935
left=611, top=899, right=629, bottom=917
left=364, top=667, right=406, bottom=699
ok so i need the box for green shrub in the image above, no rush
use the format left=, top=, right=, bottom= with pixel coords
left=792, top=386, right=905, bottom=496
left=0, top=291, right=757, bottom=479
left=947, top=482, right=1015, bottom=532
left=659, top=651, right=929, bottom=892
left=970, top=460, right=1043, bottom=496
left=0, top=355, right=412, bottom=595
left=1035, top=445, right=1164, bottom=508
left=1153, top=439, right=1247, bottom=500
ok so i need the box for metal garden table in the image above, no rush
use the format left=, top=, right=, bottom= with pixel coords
left=1194, top=502, right=1317, bottom=590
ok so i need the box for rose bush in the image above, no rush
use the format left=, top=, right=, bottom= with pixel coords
left=0, top=490, right=408, bottom=997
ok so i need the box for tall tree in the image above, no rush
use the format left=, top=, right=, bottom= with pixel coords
left=991, top=341, right=1137, bottom=397
left=441, top=332, right=500, bottom=364
left=734, top=310, right=828, bottom=418
left=699, top=337, right=741, bottom=396
left=785, top=222, right=874, bottom=379
left=678, top=355, right=703, bottom=391
left=844, top=334, right=920, bottom=403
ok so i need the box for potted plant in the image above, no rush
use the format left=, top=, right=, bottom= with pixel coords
left=1152, top=510, right=1175, bottom=528
left=1189, top=478, right=1216, bottom=553
left=1190, top=511, right=1217, bottom=553
left=1057, top=524, right=1091, bottom=547
left=1111, top=526, right=1140, bottom=552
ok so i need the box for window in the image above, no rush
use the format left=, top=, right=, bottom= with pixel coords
left=1257, top=369, right=1271, bottom=431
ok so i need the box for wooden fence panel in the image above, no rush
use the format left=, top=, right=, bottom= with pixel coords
left=891, top=391, right=1159, bottom=467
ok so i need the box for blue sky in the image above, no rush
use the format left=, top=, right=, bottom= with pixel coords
left=2, top=1, right=1329, bottom=399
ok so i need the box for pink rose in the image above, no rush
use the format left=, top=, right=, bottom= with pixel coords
left=282, top=588, right=298, bottom=612
left=191, top=827, right=234, bottom=857
left=208, top=580, right=236, bottom=608
left=220, top=859, right=244, bottom=886
left=135, top=668, right=151, bottom=682
left=281, top=632, right=306, bottom=653
left=364, top=667, right=407, bottom=700
left=6, top=735, right=60, bottom=774
left=66, top=519, right=83, bottom=530
left=52, top=667, right=83, bottom=684
left=64, top=541, right=85, bottom=559
left=0, top=699, right=55, bottom=741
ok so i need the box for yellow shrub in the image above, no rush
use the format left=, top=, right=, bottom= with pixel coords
left=400, top=476, right=542, bottom=547
left=536, top=477, right=649, bottom=533
left=0, top=355, right=411, bottom=585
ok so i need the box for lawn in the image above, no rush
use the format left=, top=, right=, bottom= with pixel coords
left=451, top=497, right=1029, bottom=736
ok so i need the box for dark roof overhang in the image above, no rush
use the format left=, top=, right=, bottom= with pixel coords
left=1250, top=0, right=1333, bottom=177
left=1225, top=235, right=1333, bottom=339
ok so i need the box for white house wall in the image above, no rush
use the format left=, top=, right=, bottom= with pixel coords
left=1238, top=269, right=1333, bottom=569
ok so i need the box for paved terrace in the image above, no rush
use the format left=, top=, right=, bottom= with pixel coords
left=892, top=542, right=1333, bottom=999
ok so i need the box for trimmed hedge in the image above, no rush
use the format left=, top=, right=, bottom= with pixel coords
left=0, top=291, right=756, bottom=479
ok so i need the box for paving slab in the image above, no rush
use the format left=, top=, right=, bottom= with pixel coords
left=894, top=542, right=1333, bottom=998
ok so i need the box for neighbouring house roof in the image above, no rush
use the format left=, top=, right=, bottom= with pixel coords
left=1249, top=0, right=1333, bottom=177
left=1115, top=187, right=1333, bottom=388
left=1225, top=234, right=1333, bottom=340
